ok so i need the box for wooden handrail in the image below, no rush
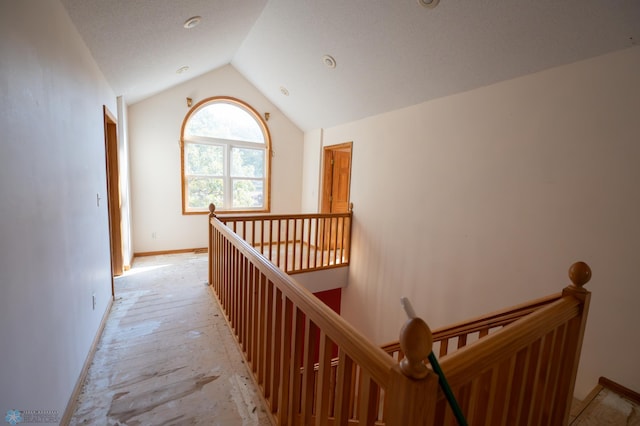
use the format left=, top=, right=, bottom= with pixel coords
left=218, top=211, right=353, bottom=222
left=380, top=292, right=563, bottom=358
left=439, top=297, right=581, bottom=389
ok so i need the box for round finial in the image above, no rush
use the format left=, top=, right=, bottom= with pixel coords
left=399, top=317, right=433, bottom=379
left=569, top=261, right=591, bottom=288
left=209, top=203, right=216, bottom=216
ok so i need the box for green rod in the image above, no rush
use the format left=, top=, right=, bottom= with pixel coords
left=428, top=351, right=468, bottom=426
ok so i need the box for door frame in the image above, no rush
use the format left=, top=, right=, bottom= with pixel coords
left=321, top=142, right=353, bottom=214
left=103, top=105, right=123, bottom=297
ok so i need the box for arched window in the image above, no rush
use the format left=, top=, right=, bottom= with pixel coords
left=181, top=97, right=271, bottom=214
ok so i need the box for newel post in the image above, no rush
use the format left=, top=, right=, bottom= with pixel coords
left=207, top=204, right=216, bottom=286
left=559, top=261, right=593, bottom=424
left=386, top=299, right=438, bottom=426
left=564, top=261, right=591, bottom=296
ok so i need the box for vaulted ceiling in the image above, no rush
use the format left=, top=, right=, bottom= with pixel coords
left=60, top=0, right=639, bottom=131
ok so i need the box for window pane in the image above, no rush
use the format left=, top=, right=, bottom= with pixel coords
left=185, top=143, right=223, bottom=175
left=231, top=147, right=265, bottom=178
left=233, top=179, right=264, bottom=208
left=186, top=103, right=264, bottom=143
left=187, top=177, right=223, bottom=209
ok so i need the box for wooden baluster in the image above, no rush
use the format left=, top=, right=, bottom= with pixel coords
left=264, top=280, right=275, bottom=401
left=208, top=204, right=216, bottom=286
left=331, top=217, right=340, bottom=265
left=542, top=323, right=568, bottom=425
left=238, top=259, right=247, bottom=352
left=305, top=218, right=312, bottom=270
left=257, top=273, right=267, bottom=385
left=490, top=355, right=516, bottom=426
left=301, top=318, right=318, bottom=425
left=292, top=218, right=298, bottom=273
left=313, top=217, right=319, bottom=269
left=298, top=219, right=304, bottom=271
left=276, top=219, right=282, bottom=270
left=288, top=308, right=305, bottom=424
left=328, top=358, right=337, bottom=418
left=252, top=219, right=256, bottom=252
left=358, top=371, right=379, bottom=426
left=259, top=219, right=264, bottom=256
left=266, top=219, right=272, bottom=261
left=439, top=339, right=449, bottom=357
left=270, top=288, right=283, bottom=414
left=339, top=216, right=345, bottom=264
left=222, top=239, right=228, bottom=311
left=319, top=218, right=326, bottom=267
left=457, top=334, right=467, bottom=349
left=277, top=298, right=294, bottom=425
left=284, top=220, right=290, bottom=274
left=334, top=351, right=354, bottom=424
left=250, top=265, right=259, bottom=371
left=316, top=330, right=333, bottom=426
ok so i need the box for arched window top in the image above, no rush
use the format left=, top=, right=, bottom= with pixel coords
left=180, top=96, right=271, bottom=214
left=185, top=99, right=265, bottom=144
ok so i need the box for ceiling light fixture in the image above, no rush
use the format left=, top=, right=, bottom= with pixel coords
left=183, top=16, right=202, bottom=29
left=418, top=0, right=440, bottom=8
left=280, top=86, right=290, bottom=96
left=176, top=66, right=190, bottom=74
left=322, top=54, right=337, bottom=69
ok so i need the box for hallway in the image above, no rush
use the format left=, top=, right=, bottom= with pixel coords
left=70, top=253, right=272, bottom=425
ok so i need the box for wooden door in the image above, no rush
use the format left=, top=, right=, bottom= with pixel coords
left=321, top=143, right=352, bottom=251
left=321, top=143, right=352, bottom=214
left=104, top=106, right=123, bottom=287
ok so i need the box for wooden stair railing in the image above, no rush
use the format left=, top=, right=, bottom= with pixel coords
left=380, top=292, right=564, bottom=359
left=381, top=263, right=592, bottom=425
left=216, top=204, right=353, bottom=275
left=209, top=204, right=593, bottom=425
left=208, top=204, right=439, bottom=425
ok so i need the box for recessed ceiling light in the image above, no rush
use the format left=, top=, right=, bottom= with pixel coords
left=322, top=54, right=337, bottom=69
left=280, top=86, right=289, bottom=96
left=418, top=0, right=440, bottom=8
left=176, top=66, right=190, bottom=74
left=183, top=16, right=202, bottom=29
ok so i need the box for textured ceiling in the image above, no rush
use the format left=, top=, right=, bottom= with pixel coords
left=61, top=0, right=640, bottom=131
left=60, top=0, right=268, bottom=104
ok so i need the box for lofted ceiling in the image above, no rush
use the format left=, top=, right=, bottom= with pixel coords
left=60, top=0, right=640, bottom=131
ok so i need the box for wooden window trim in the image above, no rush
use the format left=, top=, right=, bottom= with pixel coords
left=180, top=96, right=272, bottom=215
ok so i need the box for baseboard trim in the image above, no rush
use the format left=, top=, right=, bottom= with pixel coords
left=599, top=376, right=640, bottom=404
left=60, top=296, right=114, bottom=425
left=133, top=247, right=208, bottom=258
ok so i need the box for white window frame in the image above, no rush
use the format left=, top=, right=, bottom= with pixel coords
left=180, top=96, right=271, bottom=214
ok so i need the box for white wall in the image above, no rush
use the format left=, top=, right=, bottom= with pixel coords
left=301, top=128, right=323, bottom=212
left=305, top=47, right=640, bottom=399
left=129, top=65, right=304, bottom=253
left=0, top=0, right=116, bottom=418
left=117, top=96, right=134, bottom=267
